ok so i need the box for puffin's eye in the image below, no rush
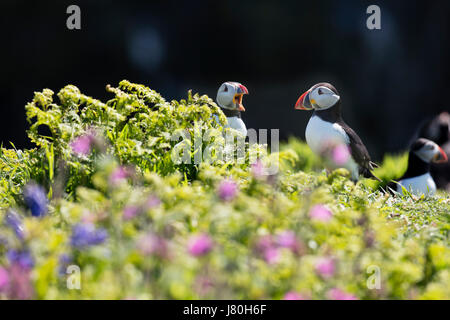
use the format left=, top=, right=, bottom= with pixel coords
left=223, top=86, right=228, bottom=92
left=317, top=88, right=324, bottom=95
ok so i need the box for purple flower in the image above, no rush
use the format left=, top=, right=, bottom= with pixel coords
left=327, top=288, right=358, bottom=300
left=70, top=133, right=95, bottom=156
left=187, top=234, right=213, bottom=257
left=276, top=231, right=300, bottom=253
left=217, top=179, right=238, bottom=201
left=332, top=144, right=351, bottom=166
left=7, top=249, right=34, bottom=270
left=4, top=210, right=25, bottom=240
left=283, top=291, right=306, bottom=300
left=23, top=183, right=48, bottom=217
left=315, top=257, right=336, bottom=278
left=251, top=160, right=266, bottom=180
left=138, top=234, right=168, bottom=258
left=0, top=267, right=9, bottom=291
left=309, top=205, right=333, bottom=222
left=123, top=206, right=141, bottom=220
left=58, top=254, right=72, bottom=276
left=70, top=223, right=108, bottom=249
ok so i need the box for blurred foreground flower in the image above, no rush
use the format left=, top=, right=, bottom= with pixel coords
left=217, top=179, right=238, bottom=202
left=327, top=288, right=358, bottom=300
left=70, top=223, right=108, bottom=249
left=145, top=195, right=161, bottom=209
left=123, top=206, right=141, bottom=220
left=0, top=267, right=9, bottom=290
left=5, top=210, right=25, bottom=240
left=109, top=166, right=133, bottom=186
left=188, top=234, right=213, bottom=257
left=138, top=233, right=168, bottom=258
left=283, top=291, right=306, bottom=300
left=251, top=160, right=266, bottom=180
left=6, top=263, right=33, bottom=299
left=23, top=184, right=48, bottom=217
left=315, top=257, right=336, bottom=278
left=255, top=235, right=279, bottom=264
left=70, top=133, right=95, bottom=156
left=7, top=250, right=34, bottom=270
left=276, top=231, right=303, bottom=255
left=309, top=205, right=333, bottom=222
left=332, top=144, right=351, bottom=166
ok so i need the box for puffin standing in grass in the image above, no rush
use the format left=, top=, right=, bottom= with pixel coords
left=215, top=81, right=249, bottom=136
left=415, top=112, right=450, bottom=191
left=294, top=82, right=378, bottom=181
left=390, top=138, right=448, bottom=196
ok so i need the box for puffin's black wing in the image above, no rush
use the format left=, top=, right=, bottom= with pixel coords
left=339, top=121, right=378, bottom=179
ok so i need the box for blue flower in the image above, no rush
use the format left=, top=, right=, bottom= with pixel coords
left=7, top=249, right=34, bottom=270
left=23, top=184, right=48, bottom=217
left=4, top=210, right=24, bottom=240
left=58, top=254, right=72, bottom=275
left=70, top=224, right=108, bottom=249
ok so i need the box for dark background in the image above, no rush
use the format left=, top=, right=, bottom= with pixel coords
left=1, top=0, right=449, bottom=160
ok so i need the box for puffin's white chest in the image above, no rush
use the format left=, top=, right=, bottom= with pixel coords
left=225, top=116, right=247, bottom=136
left=397, top=173, right=436, bottom=196
left=305, top=116, right=350, bottom=154
left=305, top=115, right=359, bottom=179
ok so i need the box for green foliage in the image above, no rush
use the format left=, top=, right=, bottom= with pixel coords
left=0, top=82, right=449, bottom=300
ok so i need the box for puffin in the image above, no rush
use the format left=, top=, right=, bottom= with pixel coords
left=414, top=112, right=450, bottom=191
left=294, top=82, right=377, bottom=181
left=215, top=81, right=249, bottom=136
left=389, top=138, right=448, bottom=196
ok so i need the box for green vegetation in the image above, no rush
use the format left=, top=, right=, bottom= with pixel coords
left=0, top=81, right=448, bottom=300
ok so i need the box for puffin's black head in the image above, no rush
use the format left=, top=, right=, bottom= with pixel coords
left=410, top=138, right=448, bottom=164
left=294, top=82, right=340, bottom=111
left=419, top=112, right=450, bottom=145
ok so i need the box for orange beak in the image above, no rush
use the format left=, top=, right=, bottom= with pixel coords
left=295, top=89, right=313, bottom=110
left=434, top=146, right=448, bottom=163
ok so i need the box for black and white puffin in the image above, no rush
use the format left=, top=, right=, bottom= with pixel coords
left=389, top=138, right=448, bottom=196
left=415, top=112, right=450, bottom=191
left=215, top=81, right=249, bottom=136
left=294, top=82, right=377, bottom=181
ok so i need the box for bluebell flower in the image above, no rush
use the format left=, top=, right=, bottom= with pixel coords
left=58, top=254, right=72, bottom=275
left=23, top=184, right=48, bottom=217
left=7, top=249, right=34, bottom=270
left=4, top=210, right=25, bottom=240
left=70, top=223, right=108, bottom=249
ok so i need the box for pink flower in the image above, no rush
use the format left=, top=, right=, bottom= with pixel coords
left=255, top=235, right=279, bottom=264
left=123, top=206, right=141, bottom=220
left=276, top=231, right=302, bottom=254
left=217, top=179, right=238, bottom=201
left=327, top=288, right=358, bottom=300
left=138, top=234, right=168, bottom=258
left=315, top=257, right=336, bottom=278
left=5, top=264, right=34, bottom=299
left=188, top=234, right=213, bottom=257
left=309, top=205, right=333, bottom=222
left=145, top=195, right=161, bottom=209
left=283, top=291, right=306, bottom=300
left=0, top=267, right=9, bottom=291
left=332, top=144, right=351, bottom=166
left=109, top=166, right=132, bottom=185
left=251, top=160, right=266, bottom=180
left=70, top=134, right=95, bottom=156
left=264, top=247, right=279, bottom=264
